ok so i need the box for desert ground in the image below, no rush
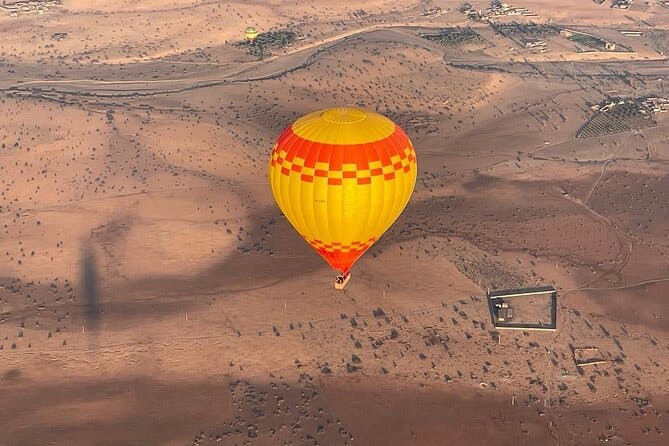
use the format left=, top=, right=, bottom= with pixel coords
left=0, top=0, right=668, bottom=445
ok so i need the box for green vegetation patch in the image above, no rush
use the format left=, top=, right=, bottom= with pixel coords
left=491, top=21, right=560, bottom=38
left=419, top=27, right=483, bottom=46
left=242, top=29, right=297, bottom=58
left=567, top=32, right=607, bottom=50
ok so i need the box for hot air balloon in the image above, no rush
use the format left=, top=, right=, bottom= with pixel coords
left=268, top=107, right=417, bottom=289
left=244, top=26, right=258, bottom=43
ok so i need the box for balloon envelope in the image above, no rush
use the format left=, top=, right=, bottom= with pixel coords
left=269, top=107, right=417, bottom=274
left=244, top=27, right=258, bottom=41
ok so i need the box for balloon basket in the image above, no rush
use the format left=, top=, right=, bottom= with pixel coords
left=334, top=272, right=351, bottom=290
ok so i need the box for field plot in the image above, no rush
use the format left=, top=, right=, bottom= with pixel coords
left=419, top=27, right=484, bottom=46
left=564, top=29, right=630, bottom=52
left=577, top=97, right=660, bottom=138
left=490, top=21, right=561, bottom=39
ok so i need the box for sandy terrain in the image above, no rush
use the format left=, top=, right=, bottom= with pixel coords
left=0, top=1, right=668, bottom=445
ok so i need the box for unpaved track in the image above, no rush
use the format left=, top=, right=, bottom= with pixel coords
left=0, top=24, right=437, bottom=97
left=2, top=23, right=667, bottom=99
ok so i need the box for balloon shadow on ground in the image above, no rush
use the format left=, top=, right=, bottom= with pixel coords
left=80, top=240, right=102, bottom=338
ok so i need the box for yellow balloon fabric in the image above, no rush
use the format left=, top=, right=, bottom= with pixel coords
left=244, top=27, right=258, bottom=41
left=269, top=108, right=417, bottom=274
